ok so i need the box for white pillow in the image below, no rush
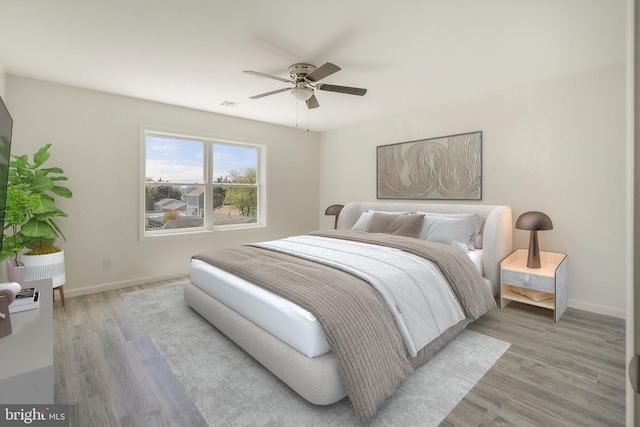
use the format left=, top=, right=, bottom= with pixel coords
left=351, top=210, right=412, bottom=231
left=417, top=213, right=484, bottom=252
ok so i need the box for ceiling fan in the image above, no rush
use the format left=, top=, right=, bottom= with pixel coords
left=243, top=62, right=367, bottom=109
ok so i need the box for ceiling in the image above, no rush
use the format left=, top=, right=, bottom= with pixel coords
left=0, top=0, right=627, bottom=132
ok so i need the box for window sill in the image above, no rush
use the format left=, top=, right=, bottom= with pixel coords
left=141, top=223, right=266, bottom=242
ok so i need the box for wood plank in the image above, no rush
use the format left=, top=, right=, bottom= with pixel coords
left=456, top=303, right=625, bottom=426
left=53, top=279, right=625, bottom=426
left=54, top=277, right=207, bottom=427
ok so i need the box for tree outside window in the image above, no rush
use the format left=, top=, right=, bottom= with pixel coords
left=143, top=132, right=263, bottom=235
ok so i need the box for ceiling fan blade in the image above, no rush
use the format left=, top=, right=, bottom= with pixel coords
left=306, top=62, right=341, bottom=82
left=249, top=87, right=291, bottom=99
left=317, top=83, right=367, bottom=96
left=306, top=94, right=320, bottom=109
left=243, top=70, right=293, bottom=84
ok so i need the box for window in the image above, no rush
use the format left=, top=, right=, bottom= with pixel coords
left=142, top=131, right=264, bottom=237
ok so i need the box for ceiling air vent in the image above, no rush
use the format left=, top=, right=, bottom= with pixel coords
left=220, top=100, right=240, bottom=108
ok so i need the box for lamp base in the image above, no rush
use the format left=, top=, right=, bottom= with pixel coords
left=527, top=230, right=541, bottom=268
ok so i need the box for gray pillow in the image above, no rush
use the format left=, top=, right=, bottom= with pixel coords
left=417, top=214, right=483, bottom=252
left=366, top=212, right=425, bottom=238
left=351, top=210, right=412, bottom=231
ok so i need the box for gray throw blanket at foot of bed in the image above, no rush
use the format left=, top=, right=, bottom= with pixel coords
left=192, top=230, right=495, bottom=422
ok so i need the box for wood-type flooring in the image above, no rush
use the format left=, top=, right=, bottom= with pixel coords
left=53, top=278, right=625, bottom=426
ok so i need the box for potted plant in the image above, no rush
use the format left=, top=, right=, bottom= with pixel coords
left=0, top=185, right=38, bottom=284
left=0, top=144, right=72, bottom=286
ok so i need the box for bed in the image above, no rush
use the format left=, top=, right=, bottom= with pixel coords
left=184, top=202, right=512, bottom=422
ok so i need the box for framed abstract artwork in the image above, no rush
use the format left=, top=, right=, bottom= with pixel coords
left=377, top=131, right=482, bottom=200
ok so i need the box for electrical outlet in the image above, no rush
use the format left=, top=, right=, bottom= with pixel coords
left=103, top=258, right=112, bottom=270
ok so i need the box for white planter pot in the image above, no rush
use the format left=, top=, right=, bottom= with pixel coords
left=21, top=250, right=66, bottom=287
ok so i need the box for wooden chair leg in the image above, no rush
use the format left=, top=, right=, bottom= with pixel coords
left=53, top=285, right=65, bottom=306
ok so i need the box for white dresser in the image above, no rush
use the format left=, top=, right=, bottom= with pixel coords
left=0, top=279, right=53, bottom=403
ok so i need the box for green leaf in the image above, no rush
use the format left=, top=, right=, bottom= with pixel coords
left=40, top=166, right=64, bottom=174
left=31, top=194, right=57, bottom=214
left=33, top=209, right=68, bottom=222
left=20, top=217, right=59, bottom=240
left=50, top=185, right=73, bottom=198
left=48, top=218, right=67, bottom=242
left=31, top=174, right=54, bottom=193
left=0, top=233, right=29, bottom=261
left=10, top=154, right=28, bottom=170
left=33, top=144, right=52, bottom=168
left=4, top=186, right=37, bottom=226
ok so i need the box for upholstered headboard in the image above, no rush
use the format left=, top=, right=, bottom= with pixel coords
left=336, top=202, right=513, bottom=295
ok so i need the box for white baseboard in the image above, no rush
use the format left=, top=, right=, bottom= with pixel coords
left=64, top=273, right=189, bottom=298
left=63, top=277, right=627, bottom=320
left=568, top=298, right=626, bottom=319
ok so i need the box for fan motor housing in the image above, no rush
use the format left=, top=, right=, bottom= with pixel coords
left=289, top=63, right=317, bottom=81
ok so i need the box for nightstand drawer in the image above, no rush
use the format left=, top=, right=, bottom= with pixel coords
left=502, top=270, right=555, bottom=293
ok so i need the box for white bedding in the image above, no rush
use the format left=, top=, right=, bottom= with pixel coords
left=190, top=245, right=487, bottom=359
left=252, top=235, right=465, bottom=358
left=190, top=258, right=331, bottom=358
left=468, top=249, right=484, bottom=276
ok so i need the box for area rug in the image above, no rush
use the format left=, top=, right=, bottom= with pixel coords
left=122, top=283, right=510, bottom=426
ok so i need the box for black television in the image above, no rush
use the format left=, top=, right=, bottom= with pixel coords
left=0, top=95, right=13, bottom=252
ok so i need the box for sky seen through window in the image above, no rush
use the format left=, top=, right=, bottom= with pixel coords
left=146, top=136, right=257, bottom=183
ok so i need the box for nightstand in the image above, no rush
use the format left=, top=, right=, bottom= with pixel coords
left=500, top=249, right=568, bottom=322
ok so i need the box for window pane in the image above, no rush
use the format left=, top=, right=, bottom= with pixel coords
left=212, top=144, right=257, bottom=184
left=146, top=135, right=204, bottom=183
left=212, top=187, right=257, bottom=226
left=143, top=131, right=263, bottom=237
left=145, top=184, right=205, bottom=231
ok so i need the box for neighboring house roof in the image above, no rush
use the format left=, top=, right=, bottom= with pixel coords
left=155, top=198, right=179, bottom=208
left=160, top=201, right=187, bottom=211
left=187, top=187, right=205, bottom=197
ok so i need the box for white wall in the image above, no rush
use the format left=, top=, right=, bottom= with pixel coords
left=0, top=58, right=5, bottom=99
left=5, top=75, right=320, bottom=296
left=4, top=64, right=628, bottom=317
left=319, top=63, right=627, bottom=318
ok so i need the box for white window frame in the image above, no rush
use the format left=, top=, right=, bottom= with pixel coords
left=140, top=128, right=267, bottom=240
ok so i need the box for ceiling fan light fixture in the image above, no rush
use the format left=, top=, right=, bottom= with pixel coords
left=245, top=62, right=367, bottom=110
left=292, top=85, right=314, bottom=101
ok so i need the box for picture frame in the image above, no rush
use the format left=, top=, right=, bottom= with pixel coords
left=377, top=131, right=482, bottom=200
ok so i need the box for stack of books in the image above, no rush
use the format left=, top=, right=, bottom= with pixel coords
left=9, top=287, right=40, bottom=313
left=509, top=285, right=554, bottom=302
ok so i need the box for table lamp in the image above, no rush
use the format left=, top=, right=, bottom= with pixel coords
left=324, top=204, right=344, bottom=229
left=515, top=211, right=553, bottom=268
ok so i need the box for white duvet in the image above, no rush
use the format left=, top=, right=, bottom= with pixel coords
left=191, top=237, right=484, bottom=359
left=251, top=236, right=465, bottom=358
left=190, top=258, right=331, bottom=357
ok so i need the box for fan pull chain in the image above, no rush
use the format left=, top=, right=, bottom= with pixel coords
left=295, top=99, right=300, bottom=129
left=293, top=99, right=310, bottom=132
